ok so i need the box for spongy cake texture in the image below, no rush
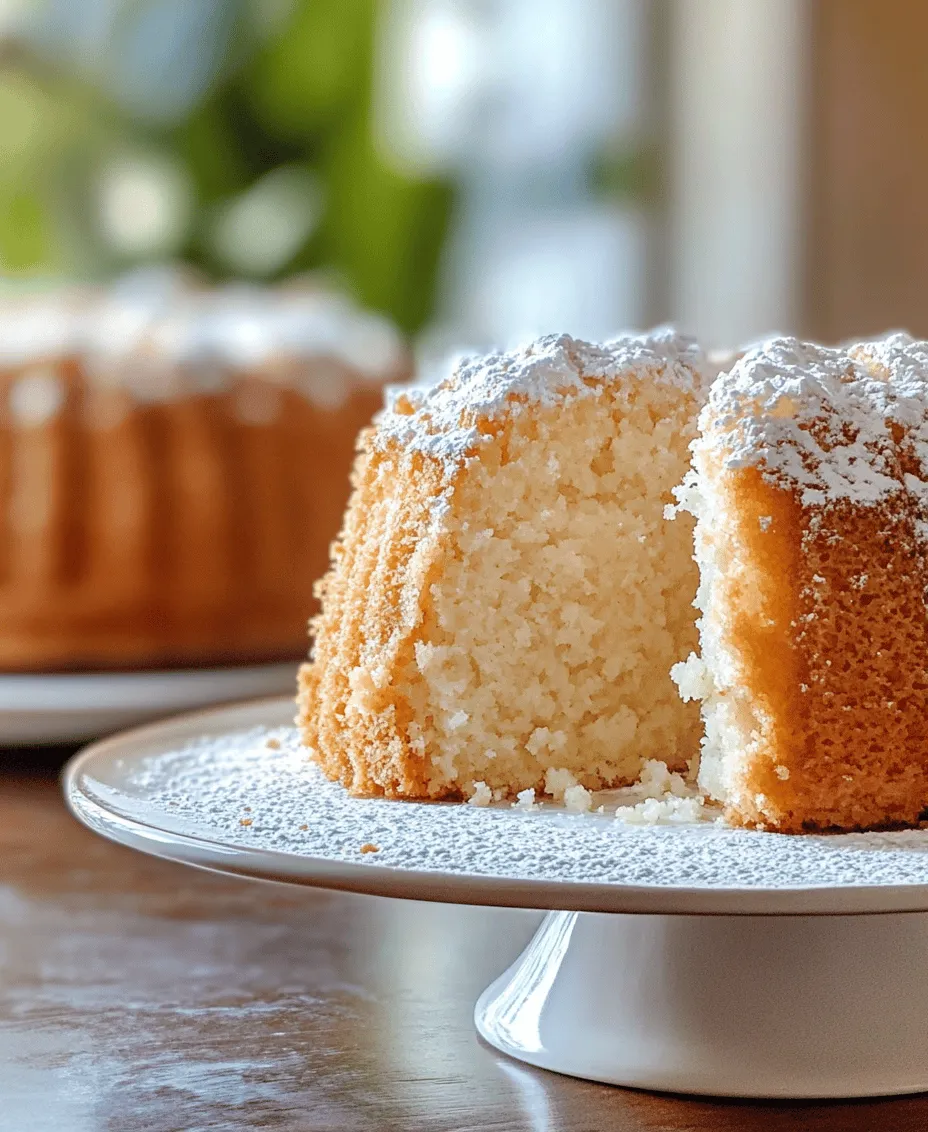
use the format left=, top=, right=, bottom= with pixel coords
left=298, top=332, right=711, bottom=800
left=674, top=333, right=928, bottom=832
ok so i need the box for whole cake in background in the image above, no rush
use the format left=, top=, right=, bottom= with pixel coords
left=0, top=271, right=409, bottom=671
left=299, top=331, right=711, bottom=803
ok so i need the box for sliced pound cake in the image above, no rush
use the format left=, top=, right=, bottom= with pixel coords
left=298, top=332, right=712, bottom=801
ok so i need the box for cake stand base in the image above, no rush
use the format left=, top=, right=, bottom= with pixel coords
left=475, top=909, right=928, bottom=1098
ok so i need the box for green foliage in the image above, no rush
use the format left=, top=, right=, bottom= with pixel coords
left=0, top=0, right=455, bottom=333
left=248, top=0, right=372, bottom=137
left=320, top=116, right=452, bottom=333
left=0, top=189, right=56, bottom=272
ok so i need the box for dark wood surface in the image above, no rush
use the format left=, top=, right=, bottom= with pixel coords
left=3, top=754, right=928, bottom=1130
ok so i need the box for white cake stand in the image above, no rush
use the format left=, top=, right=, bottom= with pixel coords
left=63, top=696, right=928, bottom=1100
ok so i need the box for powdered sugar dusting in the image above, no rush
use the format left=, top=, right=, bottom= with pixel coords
left=87, top=724, right=928, bottom=895
left=378, top=329, right=711, bottom=464
left=0, top=271, right=406, bottom=401
left=701, top=333, right=928, bottom=509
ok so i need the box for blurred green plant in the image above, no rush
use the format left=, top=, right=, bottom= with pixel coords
left=0, top=0, right=454, bottom=333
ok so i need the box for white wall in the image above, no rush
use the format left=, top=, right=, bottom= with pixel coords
left=668, top=0, right=806, bottom=349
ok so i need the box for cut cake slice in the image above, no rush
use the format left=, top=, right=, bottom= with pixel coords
left=673, top=334, right=928, bottom=831
left=299, top=331, right=712, bottom=802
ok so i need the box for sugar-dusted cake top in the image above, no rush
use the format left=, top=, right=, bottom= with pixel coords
left=379, top=329, right=711, bottom=462
left=699, top=332, right=928, bottom=508
left=0, top=269, right=406, bottom=386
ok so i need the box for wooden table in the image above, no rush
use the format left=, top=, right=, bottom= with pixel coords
left=3, top=753, right=926, bottom=1131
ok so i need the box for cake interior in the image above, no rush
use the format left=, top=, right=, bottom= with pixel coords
left=399, top=377, right=703, bottom=799
left=671, top=459, right=783, bottom=813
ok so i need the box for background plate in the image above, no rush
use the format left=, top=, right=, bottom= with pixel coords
left=63, top=696, right=928, bottom=916
left=0, top=663, right=299, bottom=745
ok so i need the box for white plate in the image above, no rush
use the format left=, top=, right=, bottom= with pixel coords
left=63, top=696, right=928, bottom=916
left=0, top=663, right=298, bottom=745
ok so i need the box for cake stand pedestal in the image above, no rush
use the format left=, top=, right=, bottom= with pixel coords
left=476, top=908, right=928, bottom=1098
left=62, top=696, right=928, bottom=1100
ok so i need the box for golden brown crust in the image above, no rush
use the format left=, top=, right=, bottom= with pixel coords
left=717, top=467, right=928, bottom=832
left=297, top=434, right=461, bottom=797
left=0, top=366, right=385, bottom=671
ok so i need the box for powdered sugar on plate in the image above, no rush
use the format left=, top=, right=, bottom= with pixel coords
left=79, top=723, right=928, bottom=898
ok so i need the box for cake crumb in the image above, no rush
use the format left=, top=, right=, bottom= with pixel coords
left=544, top=766, right=580, bottom=800
left=671, top=653, right=714, bottom=702
left=265, top=737, right=281, bottom=750
left=468, top=781, right=493, bottom=807
left=614, top=794, right=709, bottom=826
left=544, top=766, right=593, bottom=813
left=239, top=817, right=253, bottom=827
left=360, top=842, right=380, bottom=854
left=563, top=783, right=593, bottom=813
left=299, top=823, right=308, bottom=831
left=610, top=758, right=712, bottom=825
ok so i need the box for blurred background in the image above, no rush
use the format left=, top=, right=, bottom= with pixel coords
left=0, top=0, right=915, bottom=357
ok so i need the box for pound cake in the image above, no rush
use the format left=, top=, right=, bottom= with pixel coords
left=0, top=275, right=407, bottom=670
left=673, top=334, right=928, bottom=831
left=298, top=331, right=711, bottom=801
